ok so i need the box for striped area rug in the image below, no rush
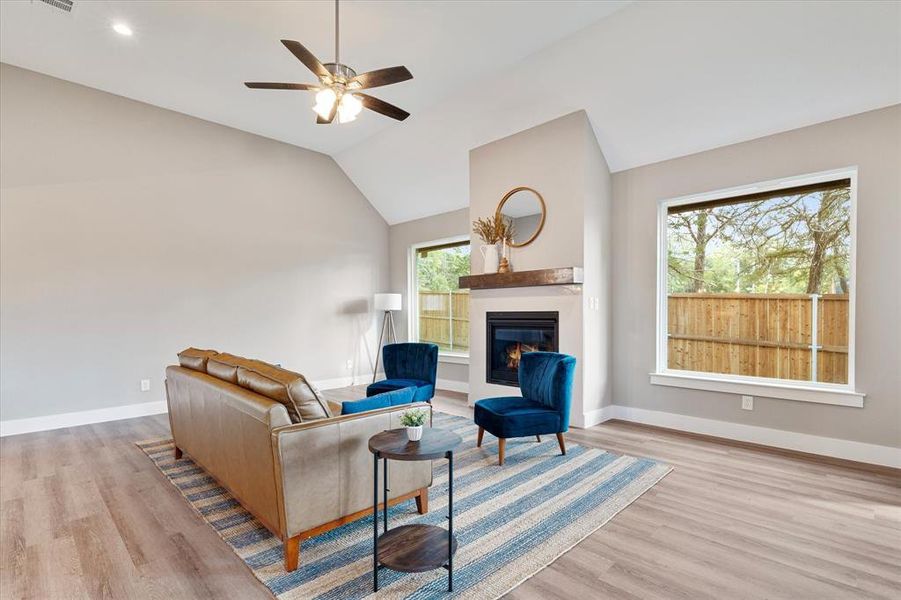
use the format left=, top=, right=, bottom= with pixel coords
left=137, top=412, right=670, bottom=599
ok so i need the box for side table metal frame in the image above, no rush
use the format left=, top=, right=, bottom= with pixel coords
left=372, top=449, right=455, bottom=592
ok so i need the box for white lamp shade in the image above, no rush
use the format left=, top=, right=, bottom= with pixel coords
left=374, top=293, right=402, bottom=312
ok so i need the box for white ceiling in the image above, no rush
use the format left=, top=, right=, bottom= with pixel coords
left=0, top=0, right=627, bottom=156
left=337, top=0, right=901, bottom=223
left=2, top=1, right=899, bottom=225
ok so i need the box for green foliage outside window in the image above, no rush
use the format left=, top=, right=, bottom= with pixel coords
left=667, top=186, right=851, bottom=295
left=417, top=245, right=470, bottom=292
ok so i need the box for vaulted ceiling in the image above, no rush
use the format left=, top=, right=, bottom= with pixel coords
left=2, top=1, right=899, bottom=224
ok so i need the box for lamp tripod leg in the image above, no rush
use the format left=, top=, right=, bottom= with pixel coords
left=373, top=311, right=389, bottom=383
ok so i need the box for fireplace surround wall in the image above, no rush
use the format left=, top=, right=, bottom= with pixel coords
left=467, top=111, right=613, bottom=426
left=486, top=311, right=559, bottom=386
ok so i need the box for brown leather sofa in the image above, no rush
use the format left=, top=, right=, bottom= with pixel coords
left=164, top=348, right=432, bottom=571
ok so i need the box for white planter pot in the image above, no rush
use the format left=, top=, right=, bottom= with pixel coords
left=406, top=425, right=423, bottom=441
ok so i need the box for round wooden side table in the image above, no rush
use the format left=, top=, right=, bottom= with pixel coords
left=368, top=427, right=462, bottom=592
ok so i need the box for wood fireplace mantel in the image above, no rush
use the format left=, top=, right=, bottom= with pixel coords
left=458, top=267, right=583, bottom=290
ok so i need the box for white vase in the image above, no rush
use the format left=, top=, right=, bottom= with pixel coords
left=480, top=244, right=500, bottom=274
left=406, top=425, right=423, bottom=441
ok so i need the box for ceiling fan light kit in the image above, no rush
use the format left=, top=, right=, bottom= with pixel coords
left=245, top=0, right=412, bottom=125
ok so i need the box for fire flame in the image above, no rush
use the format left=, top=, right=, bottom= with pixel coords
left=506, top=342, right=540, bottom=369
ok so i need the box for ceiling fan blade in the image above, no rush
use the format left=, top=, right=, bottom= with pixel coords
left=316, top=99, right=338, bottom=124
left=357, top=93, right=410, bottom=121
left=244, top=82, right=319, bottom=91
left=281, top=40, right=330, bottom=79
left=350, top=66, right=412, bottom=90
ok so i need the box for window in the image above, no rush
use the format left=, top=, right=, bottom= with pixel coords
left=410, top=238, right=470, bottom=356
left=655, top=169, right=862, bottom=405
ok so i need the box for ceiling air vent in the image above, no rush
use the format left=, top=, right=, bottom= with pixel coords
left=38, top=0, right=74, bottom=12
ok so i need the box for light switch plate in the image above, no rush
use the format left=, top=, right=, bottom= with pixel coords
left=140, top=379, right=151, bottom=392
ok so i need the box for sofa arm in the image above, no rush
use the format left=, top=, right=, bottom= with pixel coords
left=271, top=402, right=433, bottom=539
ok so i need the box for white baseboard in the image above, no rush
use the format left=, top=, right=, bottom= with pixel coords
left=0, top=400, right=168, bottom=437
left=0, top=373, right=385, bottom=437
left=316, top=374, right=467, bottom=395
left=580, top=405, right=618, bottom=428
left=5, top=393, right=894, bottom=468
left=602, top=405, right=900, bottom=469
left=313, top=372, right=384, bottom=391
left=0, top=372, right=450, bottom=437
left=437, top=378, right=469, bottom=394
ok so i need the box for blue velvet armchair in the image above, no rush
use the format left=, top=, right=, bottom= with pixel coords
left=367, top=342, right=439, bottom=403
left=474, top=351, right=576, bottom=465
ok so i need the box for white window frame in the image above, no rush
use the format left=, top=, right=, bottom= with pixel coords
left=652, top=167, right=864, bottom=408
left=408, top=234, right=471, bottom=362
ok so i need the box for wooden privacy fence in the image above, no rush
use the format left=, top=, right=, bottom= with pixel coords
left=418, top=291, right=470, bottom=352
left=667, top=293, right=849, bottom=384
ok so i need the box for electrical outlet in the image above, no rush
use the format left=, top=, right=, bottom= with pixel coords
left=741, top=395, right=753, bottom=410
left=140, top=379, right=151, bottom=392
left=345, top=359, right=353, bottom=370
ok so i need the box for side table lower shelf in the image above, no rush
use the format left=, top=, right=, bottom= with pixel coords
left=377, top=524, right=458, bottom=572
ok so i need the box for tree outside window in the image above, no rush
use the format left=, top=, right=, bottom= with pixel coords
left=665, top=179, right=852, bottom=384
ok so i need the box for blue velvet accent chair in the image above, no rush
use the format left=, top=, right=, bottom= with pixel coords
left=474, top=351, right=576, bottom=465
left=367, top=342, right=439, bottom=403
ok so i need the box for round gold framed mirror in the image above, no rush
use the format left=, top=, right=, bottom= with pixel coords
left=496, top=186, right=546, bottom=247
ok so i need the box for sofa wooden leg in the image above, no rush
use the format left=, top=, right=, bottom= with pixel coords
left=556, top=432, right=566, bottom=456
left=536, top=435, right=541, bottom=443
left=498, top=438, right=506, bottom=465
left=477, top=427, right=484, bottom=448
left=415, top=487, right=429, bottom=514
left=174, top=446, right=183, bottom=460
left=284, top=536, right=301, bottom=572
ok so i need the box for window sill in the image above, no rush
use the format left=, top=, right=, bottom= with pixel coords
left=649, top=371, right=864, bottom=407
left=439, top=353, right=469, bottom=365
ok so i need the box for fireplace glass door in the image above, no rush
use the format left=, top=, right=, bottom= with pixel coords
left=486, top=312, right=559, bottom=386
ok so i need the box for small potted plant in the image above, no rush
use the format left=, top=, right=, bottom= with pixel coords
left=400, top=408, right=427, bottom=441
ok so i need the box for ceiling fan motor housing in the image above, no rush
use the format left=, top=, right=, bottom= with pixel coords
left=323, top=63, right=358, bottom=86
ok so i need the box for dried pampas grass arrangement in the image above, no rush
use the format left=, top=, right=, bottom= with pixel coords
left=473, top=215, right=515, bottom=245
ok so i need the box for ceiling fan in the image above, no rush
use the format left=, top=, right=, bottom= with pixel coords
left=244, top=0, right=412, bottom=125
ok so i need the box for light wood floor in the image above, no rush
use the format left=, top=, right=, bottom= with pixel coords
left=1, top=387, right=899, bottom=599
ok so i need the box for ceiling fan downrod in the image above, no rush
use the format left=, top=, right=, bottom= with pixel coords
left=334, top=0, right=340, bottom=65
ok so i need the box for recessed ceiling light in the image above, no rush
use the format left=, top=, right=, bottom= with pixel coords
left=112, top=23, right=133, bottom=37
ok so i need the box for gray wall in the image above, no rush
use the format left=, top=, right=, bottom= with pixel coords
left=582, top=115, right=614, bottom=413
left=0, top=64, right=390, bottom=421
left=611, top=105, right=900, bottom=447
left=388, top=208, right=470, bottom=384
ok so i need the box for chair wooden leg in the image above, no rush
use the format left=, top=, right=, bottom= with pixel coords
left=536, top=435, right=541, bottom=443
left=415, top=487, right=429, bottom=514
left=284, top=536, right=301, bottom=572
left=556, top=432, right=566, bottom=456
left=477, top=427, right=484, bottom=448
left=498, top=438, right=506, bottom=465
left=174, top=446, right=183, bottom=460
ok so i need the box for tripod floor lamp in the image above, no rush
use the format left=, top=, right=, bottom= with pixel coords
left=373, top=293, right=402, bottom=382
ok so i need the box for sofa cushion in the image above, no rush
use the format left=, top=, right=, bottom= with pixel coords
left=366, top=378, right=434, bottom=402
left=342, top=387, right=416, bottom=415
left=207, top=353, right=257, bottom=383
left=237, top=363, right=331, bottom=423
left=177, top=347, right=219, bottom=372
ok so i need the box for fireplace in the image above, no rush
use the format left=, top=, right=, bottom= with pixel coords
left=486, top=311, right=559, bottom=386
